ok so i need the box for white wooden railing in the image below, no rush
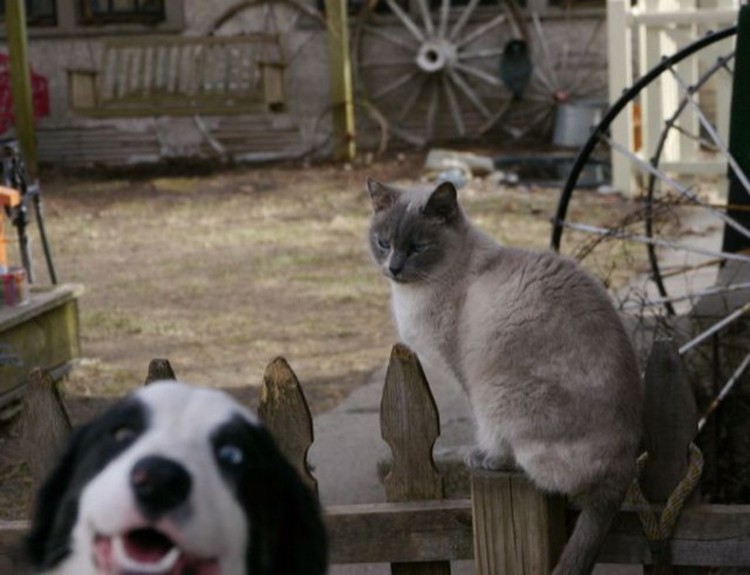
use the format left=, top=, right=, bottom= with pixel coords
left=606, top=0, right=739, bottom=194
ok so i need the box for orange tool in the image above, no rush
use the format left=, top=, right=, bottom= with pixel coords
left=0, top=186, right=20, bottom=273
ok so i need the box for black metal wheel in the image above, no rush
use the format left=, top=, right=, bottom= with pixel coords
left=552, top=25, right=745, bottom=320
left=551, top=24, right=750, bottom=502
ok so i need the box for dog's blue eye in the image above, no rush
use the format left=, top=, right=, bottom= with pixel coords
left=112, top=425, right=136, bottom=443
left=377, top=238, right=390, bottom=251
left=217, top=444, right=244, bottom=466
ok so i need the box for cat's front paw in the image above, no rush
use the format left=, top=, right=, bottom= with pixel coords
left=464, top=448, right=517, bottom=471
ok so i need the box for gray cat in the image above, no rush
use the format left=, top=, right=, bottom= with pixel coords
left=367, top=178, right=643, bottom=575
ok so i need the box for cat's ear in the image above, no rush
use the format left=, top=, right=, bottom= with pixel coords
left=423, top=181, right=459, bottom=222
left=367, top=178, right=399, bottom=212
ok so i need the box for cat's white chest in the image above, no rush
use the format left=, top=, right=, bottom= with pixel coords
left=391, top=285, right=430, bottom=336
left=390, top=284, right=453, bottom=375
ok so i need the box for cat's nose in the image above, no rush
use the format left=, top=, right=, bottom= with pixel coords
left=388, top=253, right=406, bottom=276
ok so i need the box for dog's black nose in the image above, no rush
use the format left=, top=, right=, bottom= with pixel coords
left=130, top=456, right=192, bottom=519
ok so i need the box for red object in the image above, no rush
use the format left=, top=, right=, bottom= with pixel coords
left=0, top=53, right=50, bottom=134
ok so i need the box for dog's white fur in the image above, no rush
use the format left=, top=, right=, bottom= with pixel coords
left=44, top=382, right=254, bottom=575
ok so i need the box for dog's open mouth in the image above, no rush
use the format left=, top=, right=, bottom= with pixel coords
left=94, top=528, right=220, bottom=575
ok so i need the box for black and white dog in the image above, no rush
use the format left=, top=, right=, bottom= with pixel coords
left=25, top=381, right=327, bottom=575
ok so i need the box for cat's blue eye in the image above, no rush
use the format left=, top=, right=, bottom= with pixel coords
left=377, top=238, right=390, bottom=251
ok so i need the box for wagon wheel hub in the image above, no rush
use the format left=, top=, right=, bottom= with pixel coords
left=415, top=38, right=457, bottom=74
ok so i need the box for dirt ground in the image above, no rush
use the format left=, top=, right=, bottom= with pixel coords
left=0, top=150, right=632, bottom=521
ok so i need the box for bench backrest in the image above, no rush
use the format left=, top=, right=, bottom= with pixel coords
left=85, top=34, right=284, bottom=116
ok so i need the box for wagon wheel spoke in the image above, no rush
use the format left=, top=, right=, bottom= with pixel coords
left=623, top=281, right=750, bottom=310
left=425, top=77, right=440, bottom=141
left=508, top=103, right=555, bottom=139
left=398, top=73, right=429, bottom=122
left=449, top=0, right=482, bottom=42
left=372, top=68, right=420, bottom=101
left=604, top=135, right=750, bottom=245
left=530, top=12, right=560, bottom=89
left=531, top=66, right=557, bottom=95
left=667, top=64, right=750, bottom=196
left=415, top=0, right=435, bottom=37
left=561, top=18, right=605, bottom=95
left=362, top=24, right=419, bottom=53
left=455, top=12, right=508, bottom=50
left=359, top=57, right=419, bottom=69
left=697, top=352, right=750, bottom=432
left=437, top=0, right=450, bottom=39
left=479, top=99, right=513, bottom=133
left=556, top=220, right=750, bottom=265
left=448, top=69, right=492, bottom=118
left=442, top=75, right=466, bottom=136
left=459, top=47, right=506, bottom=61
left=454, top=62, right=503, bottom=88
left=385, top=0, right=425, bottom=43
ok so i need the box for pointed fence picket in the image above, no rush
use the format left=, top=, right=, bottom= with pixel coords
left=2, top=341, right=750, bottom=573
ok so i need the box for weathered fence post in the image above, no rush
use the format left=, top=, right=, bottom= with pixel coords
left=470, top=470, right=566, bottom=574
left=640, top=339, right=702, bottom=575
left=19, top=368, right=72, bottom=506
left=9, top=368, right=72, bottom=575
left=144, top=358, right=176, bottom=384
left=258, top=357, right=318, bottom=495
left=380, top=343, right=450, bottom=575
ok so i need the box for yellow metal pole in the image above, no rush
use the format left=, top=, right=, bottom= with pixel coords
left=5, top=0, right=38, bottom=178
left=324, top=0, right=356, bottom=161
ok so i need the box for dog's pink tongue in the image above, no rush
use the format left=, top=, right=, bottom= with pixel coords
left=124, top=529, right=175, bottom=564
left=124, top=531, right=220, bottom=575
left=95, top=532, right=220, bottom=575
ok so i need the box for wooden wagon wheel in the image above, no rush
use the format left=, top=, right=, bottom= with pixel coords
left=352, top=0, right=607, bottom=146
left=499, top=7, right=608, bottom=142
left=208, top=0, right=328, bottom=93
left=352, top=0, right=527, bottom=146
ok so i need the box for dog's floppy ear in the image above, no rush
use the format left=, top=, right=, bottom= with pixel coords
left=240, top=424, right=327, bottom=575
left=25, top=423, right=91, bottom=570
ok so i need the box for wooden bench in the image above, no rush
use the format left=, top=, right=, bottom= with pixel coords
left=67, top=34, right=286, bottom=117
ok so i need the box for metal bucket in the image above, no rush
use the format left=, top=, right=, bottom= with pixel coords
left=552, top=100, right=605, bottom=148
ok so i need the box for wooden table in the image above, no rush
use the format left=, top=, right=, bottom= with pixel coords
left=0, top=283, right=83, bottom=407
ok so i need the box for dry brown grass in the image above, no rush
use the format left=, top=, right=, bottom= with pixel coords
left=39, top=154, right=602, bottom=404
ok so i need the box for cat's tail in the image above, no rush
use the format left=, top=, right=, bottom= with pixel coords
left=551, top=476, right=630, bottom=575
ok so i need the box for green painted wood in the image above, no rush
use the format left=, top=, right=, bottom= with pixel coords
left=5, top=0, right=37, bottom=177
left=0, top=284, right=83, bottom=398
left=324, top=0, right=356, bottom=161
left=722, top=5, right=750, bottom=254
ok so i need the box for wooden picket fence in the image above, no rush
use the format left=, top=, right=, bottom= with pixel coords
left=2, top=341, right=750, bottom=573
